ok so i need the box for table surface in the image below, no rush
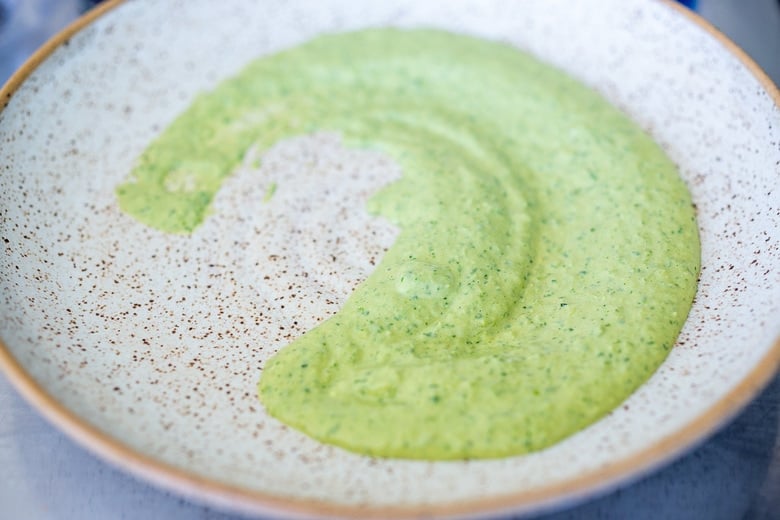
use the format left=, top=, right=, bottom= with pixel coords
left=1, top=1, right=779, bottom=519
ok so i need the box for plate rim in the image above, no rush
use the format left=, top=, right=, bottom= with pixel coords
left=0, top=0, right=779, bottom=518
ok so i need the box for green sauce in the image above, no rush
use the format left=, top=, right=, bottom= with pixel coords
left=116, top=29, right=700, bottom=460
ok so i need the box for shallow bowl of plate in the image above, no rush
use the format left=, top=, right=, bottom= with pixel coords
left=0, top=0, right=778, bottom=518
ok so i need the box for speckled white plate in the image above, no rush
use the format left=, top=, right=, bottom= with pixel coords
left=1, top=0, right=778, bottom=518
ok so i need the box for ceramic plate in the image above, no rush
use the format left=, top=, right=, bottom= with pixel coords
left=1, top=0, right=778, bottom=518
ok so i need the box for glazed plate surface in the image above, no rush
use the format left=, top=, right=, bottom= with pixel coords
left=0, top=0, right=778, bottom=518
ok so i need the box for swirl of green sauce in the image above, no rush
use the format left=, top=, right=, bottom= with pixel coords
left=116, top=29, right=700, bottom=460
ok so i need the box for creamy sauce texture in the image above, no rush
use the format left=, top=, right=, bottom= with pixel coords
left=116, top=29, right=700, bottom=460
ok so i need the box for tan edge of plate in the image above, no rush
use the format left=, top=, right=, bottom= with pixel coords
left=1, top=0, right=779, bottom=518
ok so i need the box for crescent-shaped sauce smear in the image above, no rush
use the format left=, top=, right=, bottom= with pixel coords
left=117, top=29, right=700, bottom=460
